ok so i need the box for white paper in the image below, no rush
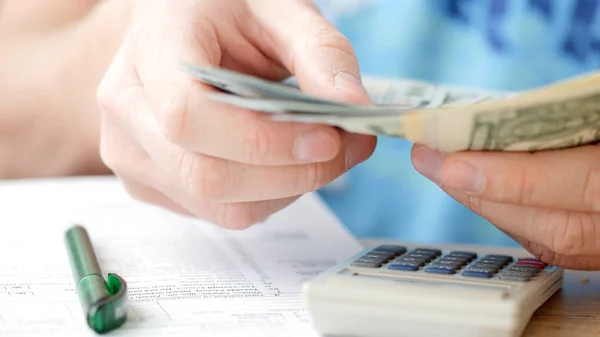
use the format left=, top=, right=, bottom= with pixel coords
left=0, top=177, right=362, bottom=337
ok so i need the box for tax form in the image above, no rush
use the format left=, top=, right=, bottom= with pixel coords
left=0, top=177, right=363, bottom=337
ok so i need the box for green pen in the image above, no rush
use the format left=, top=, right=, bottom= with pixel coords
left=65, top=225, right=128, bottom=334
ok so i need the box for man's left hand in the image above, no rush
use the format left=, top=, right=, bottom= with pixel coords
left=412, top=144, right=600, bottom=270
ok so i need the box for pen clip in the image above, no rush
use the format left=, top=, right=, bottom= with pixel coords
left=86, top=273, right=128, bottom=334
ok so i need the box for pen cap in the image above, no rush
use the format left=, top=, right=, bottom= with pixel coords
left=65, top=225, right=103, bottom=283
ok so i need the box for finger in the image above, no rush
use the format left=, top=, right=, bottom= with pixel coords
left=102, top=72, right=374, bottom=202
left=411, top=144, right=600, bottom=213
left=145, top=116, right=373, bottom=202
left=245, top=2, right=377, bottom=161
left=247, top=0, right=370, bottom=104
left=119, top=177, right=195, bottom=217
left=127, top=1, right=345, bottom=166
left=176, top=195, right=301, bottom=230
left=445, top=190, right=600, bottom=270
left=100, top=100, right=303, bottom=228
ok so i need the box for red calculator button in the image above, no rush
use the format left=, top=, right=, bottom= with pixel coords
left=518, top=258, right=546, bottom=265
left=516, top=259, right=546, bottom=269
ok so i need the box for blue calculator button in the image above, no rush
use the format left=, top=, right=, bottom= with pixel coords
left=425, top=267, right=456, bottom=275
left=388, top=263, right=419, bottom=271
left=462, top=270, right=494, bottom=278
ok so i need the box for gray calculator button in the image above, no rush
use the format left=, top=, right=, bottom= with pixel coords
left=437, top=256, right=468, bottom=264
left=471, top=263, right=501, bottom=271
left=448, top=251, right=477, bottom=260
left=483, top=254, right=514, bottom=262
left=372, top=245, right=407, bottom=255
left=351, top=261, right=382, bottom=268
left=477, top=258, right=509, bottom=266
left=356, top=257, right=387, bottom=264
left=394, top=256, right=427, bottom=267
left=466, top=266, right=498, bottom=274
left=498, top=271, right=531, bottom=282
left=406, top=253, right=436, bottom=261
left=413, top=248, right=442, bottom=256
left=363, top=252, right=394, bottom=260
left=507, top=265, right=540, bottom=274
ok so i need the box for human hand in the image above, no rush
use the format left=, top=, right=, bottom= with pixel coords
left=412, top=144, right=600, bottom=270
left=96, top=0, right=376, bottom=228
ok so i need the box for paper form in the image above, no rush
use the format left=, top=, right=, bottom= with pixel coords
left=0, top=177, right=362, bottom=337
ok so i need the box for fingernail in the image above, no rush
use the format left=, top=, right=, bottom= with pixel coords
left=443, top=161, right=485, bottom=193
left=334, top=72, right=369, bottom=103
left=412, top=145, right=443, bottom=184
left=345, top=134, right=372, bottom=170
left=294, top=128, right=338, bottom=162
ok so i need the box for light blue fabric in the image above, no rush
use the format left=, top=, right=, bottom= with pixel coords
left=313, top=0, right=600, bottom=245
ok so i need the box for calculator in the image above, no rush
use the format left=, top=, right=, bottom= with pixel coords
left=302, top=242, right=564, bottom=337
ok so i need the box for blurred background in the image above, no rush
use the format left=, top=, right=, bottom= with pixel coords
left=315, top=0, right=600, bottom=245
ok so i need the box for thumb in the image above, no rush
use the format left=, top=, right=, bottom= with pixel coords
left=251, top=2, right=370, bottom=104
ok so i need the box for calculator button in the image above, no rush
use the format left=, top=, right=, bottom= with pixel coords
left=413, top=248, right=442, bottom=256
left=462, top=268, right=495, bottom=278
left=506, top=265, right=540, bottom=274
left=392, top=257, right=427, bottom=267
left=363, top=252, right=395, bottom=260
left=515, top=260, right=545, bottom=270
left=477, top=258, right=510, bottom=267
left=372, top=245, right=407, bottom=255
left=483, top=254, right=514, bottom=262
left=354, top=257, right=388, bottom=265
left=350, top=261, right=383, bottom=268
left=517, top=258, right=546, bottom=266
left=425, top=266, right=456, bottom=275
left=388, top=263, right=420, bottom=271
left=448, top=251, right=478, bottom=260
left=470, top=263, right=501, bottom=272
left=437, top=256, right=469, bottom=264
left=405, top=253, right=436, bottom=261
left=498, top=271, right=532, bottom=282
left=429, top=261, right=463, bottom=270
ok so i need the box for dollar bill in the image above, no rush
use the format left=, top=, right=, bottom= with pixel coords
left=184, top=65, right=600, bottom=153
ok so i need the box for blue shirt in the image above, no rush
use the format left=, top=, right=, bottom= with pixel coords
left=313, top=0, right=600, bottom=246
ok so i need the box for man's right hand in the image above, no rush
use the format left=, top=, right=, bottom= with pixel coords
left=96, top=0, right=376, bottom=228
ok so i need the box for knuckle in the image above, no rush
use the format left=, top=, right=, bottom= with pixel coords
left=179, top=152, right=228, bottom=201
left=581, top=163, right=600, bottom=212
left=159, top=93, right=190, bottom=146
left=508, top=166, right=537, bottom=205
left=241, top=122, right=271, bottom=164
left=465, top=195, right=484, bottom=216
left=544, top=211, right=597, bottom=257
left=306, top=24, right=353, bottom=53
left=213, top=204, right=257, bottom=230
left=297, top=163, right=327, bottom=193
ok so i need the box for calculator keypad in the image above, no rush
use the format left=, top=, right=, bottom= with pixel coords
left=350, top=245, right=406, bottom=268
left=350, top=245, right=550, bottom=283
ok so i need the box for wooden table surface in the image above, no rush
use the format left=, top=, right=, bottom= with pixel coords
left=524, top=269, right=600, bottom=336
left=359, top=239, right=600, bottom=336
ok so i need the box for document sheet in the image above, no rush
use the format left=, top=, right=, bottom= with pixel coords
left=0, top=177, right=363, bottom=337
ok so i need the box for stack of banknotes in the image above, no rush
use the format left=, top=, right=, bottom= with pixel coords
left=184, top=65, right=600, bottom=153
